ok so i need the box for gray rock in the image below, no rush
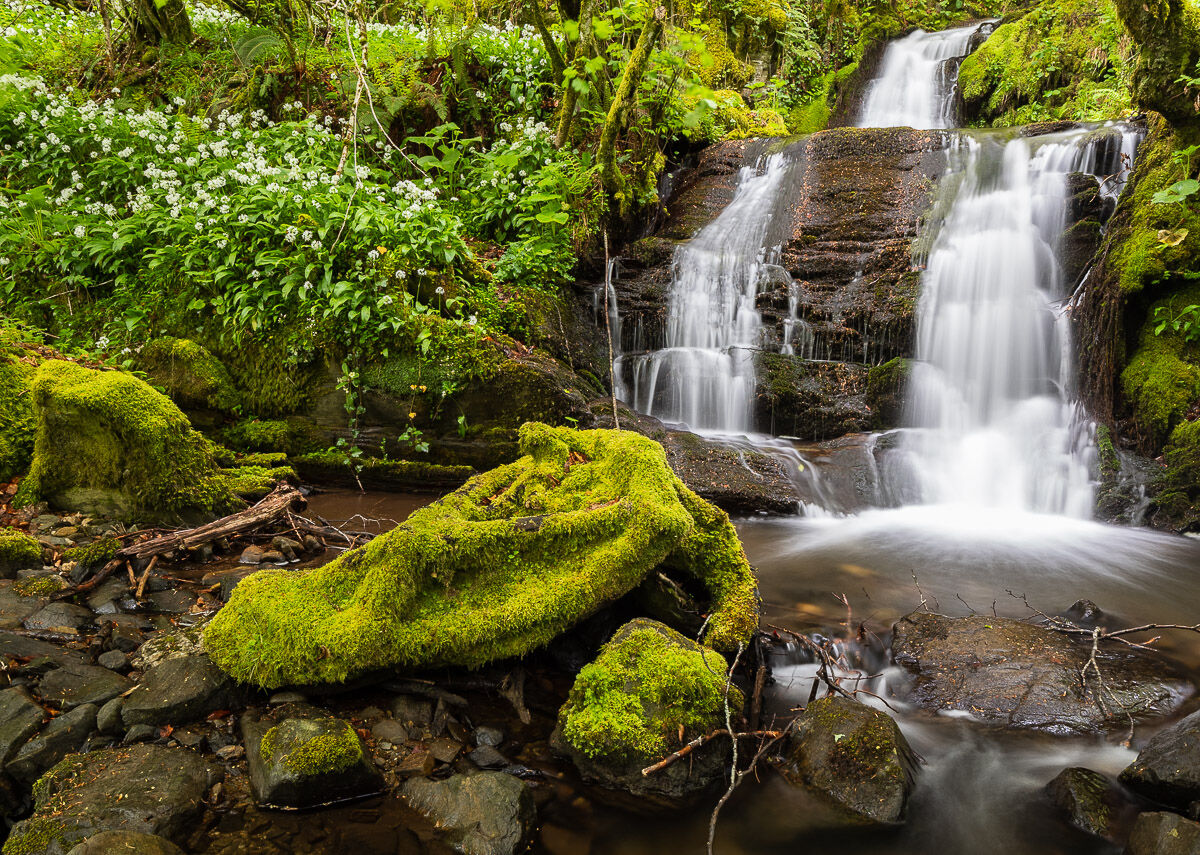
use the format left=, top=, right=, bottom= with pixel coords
left=4, top=744, right=220, bottom=854
left=107, top=622, right=144, bottom=654
left=241, top=708, right=383, bottom=809
left=892, top=612, right=1192, bottom=734
left=391, top=695, right=434, bottom=727
left=0, top=581, right=47, bottom=630
left=37, top=661, right=132, bottom=709
left=1122, top=710, right=1200, bottom=808
left=96, top=697, right=125, bottom=735
left=122, top=654, right=240, bottom=728
left=85, top=578, right=129, bottom=613
left=1126, top=811, right=1200, bottom=855
left=469, top=745, right=509, bottom=770
left=775, top=695, right=918, bottom=825
left=23, top=602, right=94, bottom=634
left=239, top=545, right=265, bottom=565
left=6, top=703, right=99, bottom=783
left=474, top=726, right=504, bottom=748
left=371, top=719, right=409, bottom=746
left=0, top=688, right=46, bottom=763
left=145, top=589, right=194, bottom=614
left=1046, top=767, right=1126, bottom=839
left=123, top=724, right=160, bottom=745
left=269, top=690, right=307, bottom=704
left=67, top=830, right=185, bottom=855
left=97, top=649, right=129, bottom=672
left=402, top=772, right=536, bottom=855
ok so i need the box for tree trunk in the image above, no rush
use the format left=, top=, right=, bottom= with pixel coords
left=132, top=0, right=193, bottom=44
left=598, top=7, right=664, bottom=205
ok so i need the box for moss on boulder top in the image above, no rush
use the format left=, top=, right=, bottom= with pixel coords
left=137, top=337, right=241, bottom=414
left=16, top=360, right=238, bottom=522
left=0, top=529, right=41, bottom=577
left=204, top=423, right=759, bottom=688
left=1151, top=419, right=1200, bottom=531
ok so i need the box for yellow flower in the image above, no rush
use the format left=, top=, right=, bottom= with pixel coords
left=419, top=385, right=427, bottom=392
left=408, top=412, right=417, bottom=419
left=376, top=246, right=388, bottom=254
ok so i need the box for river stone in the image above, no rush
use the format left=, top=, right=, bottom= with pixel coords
left=402, top=772, right=536, bottom=855
left=3, top=744, right=220, bottom=855
left=122, top=653, right=241, bottom=728
left=37, top=661, right=132, bottom=709
left=0, top=687, right=45, bottom=764
left=1126, top=811, right=1200, bottom=855
left=1121, top=709, right=1200, bottom=808
left=0, top=581, right=47, bottom=630
left=67, top=831, right=185, bottom=855
left=23, top=602, right=93, bottom=635
left=1045, top=767, right=1125, bottom=839
left=6, top=703, right=98, bottom=783
left=241, top=707, right=383, bottom=809
left=891, top=612, right=1193, bottom=734
left=774, top=695, right=918, bottom=825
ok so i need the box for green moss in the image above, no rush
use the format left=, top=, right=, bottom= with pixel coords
left=233, top=452, right=290, bottom=469
left=0, top=528, right=41, bottom=573
left=0, top=354, right=36, bottom=482
left=219, top=417, right=325, bottom=455
left=220, top=465, right=296, bottom=500
left=957, top=0, right=1135, bottom=126
left=559, top=619, right=741, bottom=762
left=260, top=719, right=363, bottom=776
left=701, top=89, right=790, bottom=141
left=1152, top=418, right=1200, bottom=530
left=17, top=360, right=238, bottom=522
left=691, top=21, right=754, bottom=89
left=62, top=536, right=119, bottom=571
left=208, top=333, right=326, bottom=418
left=12, top=575, right=68, bottom=597
left=866, top=357, right=911, bottom=429
left=0, top=815, right=70, bottom=855
left=1120, top=284, right=1200, bottom=445
left=205, top=423, right=759, bottom=688
left=137, top=337, right=241, bottom=413
left=292, top=452, right=474, bottom=491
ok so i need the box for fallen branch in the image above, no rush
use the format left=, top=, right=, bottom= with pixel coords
left=641, top=729, right=783, bottom=777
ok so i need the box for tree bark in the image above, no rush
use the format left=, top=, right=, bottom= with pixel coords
left=131, top=0, right=194, bottom=44
left=598, top=7, right=664, bottom=204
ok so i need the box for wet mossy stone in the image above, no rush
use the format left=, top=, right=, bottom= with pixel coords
left=1125, top=811, right=1200, bottom=855
left=0, top=529, right=41, bottom=578
left=204, top=424, right=759, bottom=688
left=1, top=744, right=220, bottom=855
left=242, top=707, right=382, bottom=809
left=0, top=353, right=35, bottom=483
left=866, top=358, right=911, bottom=430
left=1121, top=708, right=1200, bottom=809
left=552, top=618, right=740, bottom=810
left=1044, top=767, right=1126, bottom=840
left=774, top=695, right=918, bottom=825
left=137, top=337, right=241, bottom=414
left=402, top=772, right=535, bottom=855
left=15, top=361, right=238, bottom=523
left=1149, top=418, right=1200, bottom=532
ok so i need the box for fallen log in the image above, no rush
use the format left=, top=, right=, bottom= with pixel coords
left=53, top=484, right=307, bottom=600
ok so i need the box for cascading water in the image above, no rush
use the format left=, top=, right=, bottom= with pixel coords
left=857, top=21, right=994, bottom=129
left=626, top=152, right=794, bottom=432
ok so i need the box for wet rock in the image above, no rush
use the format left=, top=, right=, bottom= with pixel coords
left=258, top=550, right=287, bottom=565
left=390, top=695, right=434, bottom=728
left=1045, top=767, right=1126, bottom=839
left=145, top=589, right=195, bottom=614
left=96, top=697, right=124, bottom=735
left=23, top=602, right=93, bottom=635
left=396, top=744, right=436, bottom=778
left=268, top=690, right=307, bottom=704
left=85, top=578, right=129, bottom=613
left=1126, top=811, right=1200, bottom=855
left=402, top=772, right=536, bottom=855
left=474, top=727, right=504, bottom=748
left=106, top=621, right=144, bottom=654
left=1121, top=709, right=1200, bottom=808
left=122, top=654, right=242, bottom=728
left=429, top=737, right=464, bottom=764
left=6, top=703, right=99, bottom=783
left=775, top=696, right=918, bottom=825
left=97, top=649, right=129, bottom=672
left=891, top=612, right=1192, bottom=733
left=239, top=545, right=265, bottom=565
left=241, top=708, right=383, bottom=809
left=123, top=724, right=161, bottom=745
left=0, top=581, right=48, bottom=630
left=67, top=830, right=185, bottom=855
left=469, top=745, right=509, bottom=770
left=371, top=719, right=409, bottom=746
left=4, top=744, right=220, bottom=854
left=0, top=688, right=46, bottom=763
left=753, top=355, right=871, bottom=441
left=37, top=661, right=132, bottom=709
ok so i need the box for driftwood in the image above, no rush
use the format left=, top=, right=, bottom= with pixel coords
left=53, top=484, right=307, bottom=600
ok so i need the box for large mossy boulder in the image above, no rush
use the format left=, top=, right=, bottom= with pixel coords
left=16, top=360, right=237, bottom=522
left=552, top=618, right=740, bottom=810
left=205, top=424, right=758, bottom=688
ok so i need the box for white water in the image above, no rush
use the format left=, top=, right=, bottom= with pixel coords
left=857, top=22, right=992, bottom=129
left=626, top=153, right=793, bottom=432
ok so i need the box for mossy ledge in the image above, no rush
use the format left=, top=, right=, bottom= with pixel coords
left=205, top=423, right=759, bottom=688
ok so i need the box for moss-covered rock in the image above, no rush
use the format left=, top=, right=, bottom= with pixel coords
left=866, top=357, right=911, bottom=429
left=701, top=90, right=790, bottom=142
left=0, top=353, right=35, bottom=482
left=218, top=416, right=325, bottom=455
left=1150, top=419, right=1200, bottom=531
left=204, top=424, right=758, bottom=688
left=61, top=537, right=119, bottom=572
left=16, top=360, right=238, bottom=522
left=0, top=529, right=41, bottom=578
left=220, top=464, right=296, bottom=501
left=1110, top=0, right=1200, bottom=125
left=553, top=618, right=740, bottom=809
left=12, top=575, right=67, bottom=597
left=292, top=451, right=473, bottom=492
left=1121, top=295, right=1200, bottom=448
left=137, top=337, right=241, bottom=414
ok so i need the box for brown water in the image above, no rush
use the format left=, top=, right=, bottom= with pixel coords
left=303, top=489, right=436, bottom=535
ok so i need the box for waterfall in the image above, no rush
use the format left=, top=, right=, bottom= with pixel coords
left=857, top=22, right=993, bottom=129
left=903, top=126, right=1140, bottom=516
left=628, top=153, right=794, bottom=433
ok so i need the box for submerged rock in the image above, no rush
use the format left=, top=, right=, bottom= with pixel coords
left=774, top=696, right=918, bottom=825
left=1125, top=811, right=1200, bottom=855
left=1120, top=709, right=1200, bottom=808
left=401, top=772, right=535, bottom=855
left=205, top=424, right=759, bottom=688
left=891, top=612, right=1192, bottom=733
left=242, top=707, right=382, bottom=809
left=552, top=618, right=738, bottom=810
left=2, top=744, right=219, bottom=855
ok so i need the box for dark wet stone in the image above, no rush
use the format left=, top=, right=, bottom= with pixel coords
left=390, top=695, right=434, bottom=728
left=0, top=687, right=45, bottom=764
left=469, top=745, right=509, bottom=770
left=145, top=589, right=195, bottom=614
left=239, top=545, right=265, bottom=565
left=1045, top=767, right=1124, bottom=839
left=37, top=661, right=132, bottom=709
left=96, top=697, right=125, bottom=735
left=6, top=703, right=99, bottom=783
left=4, top=744, right=220, bottom=854
left=1122, top=710, right=1200, bottom=808
left=775, top=695, right=918, bottom=825
left=891, top=612, right=1192, bottom=734
left=1126, top=811, right=1200, bottom=855
left=474, top=726, right=504, bottom=748
left=97, top=649, right=129, bottom=672
left=123, top=724, right=161, bottom=745
left=0, top=582, right=47, bottom=630
left=402, top=772, right=536, bottom=855
left=67, top=830, right=185, bottom=855
left=371, top=719, right=409, bottom=746
left=122, top=654, right=242, bottom=728
left=85, top=578, right=129, bottom=613
left=23, top=602, right=93, bottom=634
left=241, top=708, right=383, bottom=809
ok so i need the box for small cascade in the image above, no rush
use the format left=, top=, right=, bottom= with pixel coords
left=596, top=257, right=626, bottom=403
left=857, top=21, right=994, bottom=129
left=628, top=153, right=795, bottom=432
left=902, top=125, right=1142, bottom=516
